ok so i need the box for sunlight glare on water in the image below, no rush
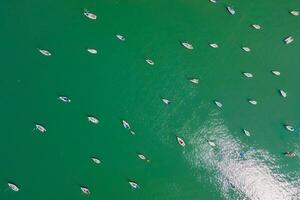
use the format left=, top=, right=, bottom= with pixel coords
left=184, top=111, right=300, bottom=200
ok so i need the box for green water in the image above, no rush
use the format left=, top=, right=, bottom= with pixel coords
left=1, top=0, right=300, bottom=199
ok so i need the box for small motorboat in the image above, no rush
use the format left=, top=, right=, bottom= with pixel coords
left=243, top=129, right=251, bottom=137
left=116, top=34, right=125, bottom=41
left=8, top=182, right=19, bottom=192
left=227, top=6, right=235, bottom=15
left=80, top=186, right=91, bottom=195
left=91, top=157, right=101, bottom=164
left=58, top=96, right=71, bottom=103
left=38, top=49, right=51, bottom=56
left=243, top=72, right=253, bottom=78
left=176, top=136, right=186, bottom=147
left=83, top=9, right=97, bottom=20
left=242, top=47, right=251, bottom=52
left=284, top=151, right=296, bottom=157
left=210, top=0, right=217, bottom=3
left=130, top=130, right=135, bottom=135
left=214, top=100, right=222, bottom=108
left=284, top=36, right=294, bottom=44
left=181, top=42, right=194, bottom=50
left=209, top=43, right=219, bottom=48
left=87, top=48, right=97, bottom=54
left=208, top=140, right=216, bottom=147
left=146, top=59, right=154, bottom=66
left=162, top=98, right=171, bottom=105
left=248, top=99, right=257, bottom=105
left=271, top=70, right=281, bottom=76
left=128, top=181, right=139, bottom=189
left=88, top=116, right=99, bottom=124
left=122, top=120, right=130, bottom=129
left=35, top=124, right=46, bottom=133
left=189, top=78, right=199, bottom=84
left=252, top=24, right=261, bottom=30
left=290, top=10, right=299, bottom=16
left=285, top=125, right=295, bottom=132
left=279, top=89, right=287, bottom=98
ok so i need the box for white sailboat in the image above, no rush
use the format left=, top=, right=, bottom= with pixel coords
left=87, top=48, right=97, bottom=54
left=279, top=89, right=287, bottom=98
left=83, top=9, right=97, bottom=20
left=189, top=78, right=199, bottom=84
left=243, top=129, right=251, bottom=137
left=209, top=43, right=219, bottom=48
left=80, top=186, right=91, bottom=195
left=91, top=157, right=101, bottom=164
left=177, top=136, right=186, bottom=147
left=35, top=124, right=46, bottom=133
left=88, top=116, right=99, bottom=124
left=271, top=70, right=281, bottom=76
left=128, top=181, right=139, bottom=189
left=181, top=42, right=194, bottom=50
left=162, top=98, right=171, bottom=105
left=290, top=10, right=299, bottom=16
left=38, top=49, right=51, bottom=56
left=146, top=59, right=154, bottom=66
left=285, top=125, right=295, bottom=132
left=227, top=6, right=235, bottom=15
left=248, top=99, right=257, bottom=105
left=252, top=24, right=261, bottom=30
left=284, top=36, right=294, bottom=44
left=8, top=182, right=19, bottom=192
left=208, top=140, right=216, bottom=147
left=58, top=96, right=71, bottom=103
left=122, top=120, right=130, bottom=129
left=214, top=100, right=222, bottom=108
left=116, top=34, right=125, bottom=41
left=242, top=46, right=251, bottom=52
left=243, top=72, right=253, bottom=78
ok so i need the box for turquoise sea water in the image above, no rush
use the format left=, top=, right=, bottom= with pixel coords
left=0, top=0, right=300, bottom=199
